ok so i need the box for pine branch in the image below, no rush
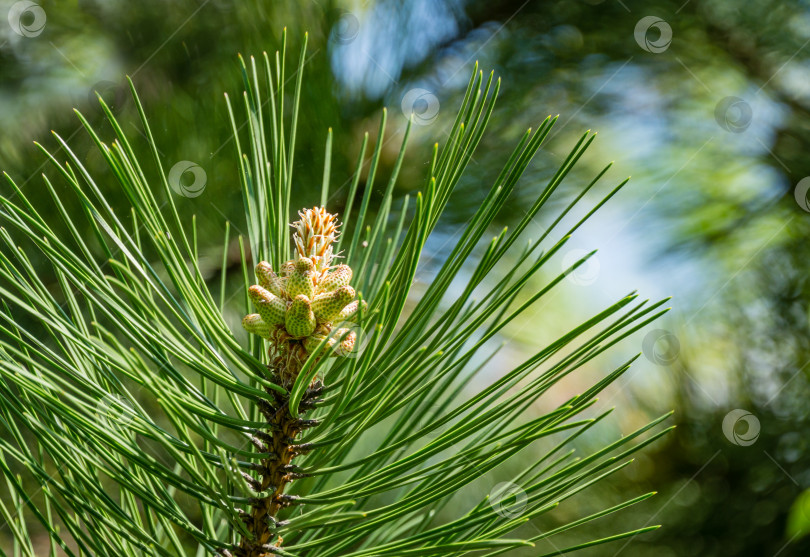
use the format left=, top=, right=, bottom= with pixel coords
left=0, top=29, right=672, bottom=557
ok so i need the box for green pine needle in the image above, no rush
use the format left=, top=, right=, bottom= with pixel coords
left=0, top=31, right=670, bottom=557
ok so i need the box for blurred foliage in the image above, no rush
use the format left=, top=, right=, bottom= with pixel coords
left=2, top=0, right=810, bottom=555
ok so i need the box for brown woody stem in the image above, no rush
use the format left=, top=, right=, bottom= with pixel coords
left=236, top=354, right=323, bottom=557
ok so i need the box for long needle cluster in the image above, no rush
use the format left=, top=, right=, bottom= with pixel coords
left=238, top=207, right=365, bottom=555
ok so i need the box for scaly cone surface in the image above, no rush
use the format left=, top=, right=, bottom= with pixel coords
left=236, top=207, right=367, bottom=557
left=242, top=207, right=368, bottom=387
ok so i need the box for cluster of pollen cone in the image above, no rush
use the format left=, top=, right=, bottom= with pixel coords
left=242, top=207, right=365, bottom=382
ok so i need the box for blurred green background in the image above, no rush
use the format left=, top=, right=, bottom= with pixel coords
left=2, top=0, right=810, bottom=555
